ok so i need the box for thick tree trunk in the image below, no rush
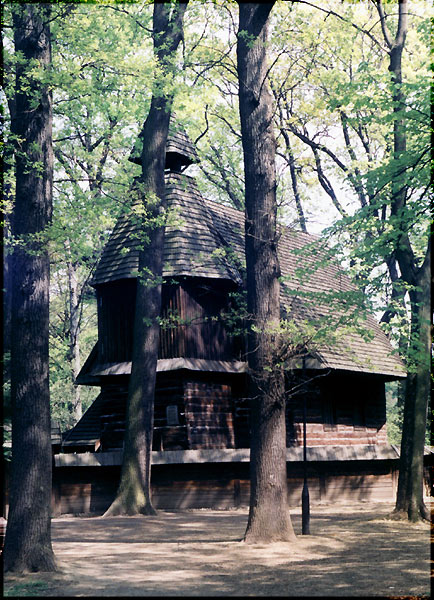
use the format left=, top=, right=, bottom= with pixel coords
left=3, top=164, right=14, bottom=358
left=394, top=269, right=431, bottom=522
left=105, top=107, right=169, bottom=517
left=237, top=1, right=296, bottom=544
left=104, top=1, right=188, bottom=517
left=3, top=4, right=56, bottom=572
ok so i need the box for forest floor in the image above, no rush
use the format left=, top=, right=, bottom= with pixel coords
left=3, top=501, right=432, bottom=597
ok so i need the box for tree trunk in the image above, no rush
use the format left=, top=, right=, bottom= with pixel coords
left=237, top=1, right=296, bottom=544
left=376, top=0, right=430, bottom=522
left=394, top=264, right=431, bottom=521
left=3, top=4, right=56, bottom=572
left=3, top=154, right=14, bottom=358
left=65, top=241, right=82, bottom=422
left=104, top=0, right=188, bottom=517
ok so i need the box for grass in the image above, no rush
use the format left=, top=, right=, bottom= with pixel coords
left=4, top=579, right=52, bottom=597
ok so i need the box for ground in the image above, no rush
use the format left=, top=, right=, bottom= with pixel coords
left=3, top=501, right=432, bottom=597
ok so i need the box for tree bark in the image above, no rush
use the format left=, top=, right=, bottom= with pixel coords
left=65, top=240, right=82, bottom=422
left=3, top=148, right=14, bottom=358
left=394, top=255, right=431, bottom=521
left=375, top=0, right=430, bottom=522
left=104, top=0, right=188, bottom=517
left=3, top=4, right=56, bottom=572
left=237, top=1, right=296, bottom=544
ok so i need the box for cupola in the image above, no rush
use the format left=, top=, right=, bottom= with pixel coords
left=128, top=116, right=199, bottom=172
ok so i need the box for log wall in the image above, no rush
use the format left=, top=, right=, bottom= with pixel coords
left=153, top=376, right=188, bottom=450
left=96, top=374, right=239, bottom=452
left=52, top=460, right=397, bottom=515
left=286, top=372, right=388, bottom=448
left=84, top=369, right=388, bottom=453
left=185, top=380, right=235, bottom=449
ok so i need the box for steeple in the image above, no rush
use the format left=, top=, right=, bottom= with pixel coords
left=128, top=116, right=199, bottom=172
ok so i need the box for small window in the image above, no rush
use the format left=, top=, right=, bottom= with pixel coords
left=166, top=405, right=179, bottom=426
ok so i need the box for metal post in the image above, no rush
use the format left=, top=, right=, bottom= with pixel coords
left=302, top=386, right=310, bottom=535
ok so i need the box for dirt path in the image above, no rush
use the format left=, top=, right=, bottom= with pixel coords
left=4, top=502, right=431, bottom=597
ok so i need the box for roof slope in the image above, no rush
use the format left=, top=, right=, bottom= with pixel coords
left=62, top=392, right=105, bottom=446
left=203, top=198, right=405, bottom=378
left=92, top=173, right=241, bottom=286
left=91, top=172, right=405, bottom=378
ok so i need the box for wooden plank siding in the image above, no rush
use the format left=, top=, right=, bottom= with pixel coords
left=185, top=381, right=235, bottom=449
left=285, top=372, right=388, bottom=448
left=86, top=375, right=240, bottom=452
left=97, top=280, right=136, bottom=364
left=52, top=461, right=397, bottom=515
left=66, top=369, right=389, bottom=453
left=99, top=386, right=129, bottom=450
left=153, top=377, right=188, bottom=450
left=96, top=278, right=243, bottom=366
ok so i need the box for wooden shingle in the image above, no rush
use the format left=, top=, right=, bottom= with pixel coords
left=91, top=171, right=405, bottom=379
left=129, top=118, right=199, bottom=167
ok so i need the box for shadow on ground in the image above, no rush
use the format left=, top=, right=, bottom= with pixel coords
left=4, top=502, right=431, bottom=597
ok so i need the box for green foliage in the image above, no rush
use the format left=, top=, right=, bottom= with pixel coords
left=385, top=379, right=431, bottom=447
left=386, top=381, right=403, bottom=445
left=179, top=1, right=243, bottom=209
left=270, top=0, right=430, bottom=381
left=49, top=292, right=98, bottom=431
left=45, top=4, right=155, bottom=429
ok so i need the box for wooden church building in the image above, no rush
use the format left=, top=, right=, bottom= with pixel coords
left=52, top=122, right=406, bottom=515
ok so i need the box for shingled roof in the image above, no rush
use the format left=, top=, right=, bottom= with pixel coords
left=129, top=118, right=199, bottom=168
left=92, top=172, right=242, bottom=286
left=200, top=193, right=405, bottom=378
left=90, top=171, right=405, bottom=379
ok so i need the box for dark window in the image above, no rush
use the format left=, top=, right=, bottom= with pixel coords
left=353, top=399, right=366, bottom=430
left=323, top=396, right=337, bottom=430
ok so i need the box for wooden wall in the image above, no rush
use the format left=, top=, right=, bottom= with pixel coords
left=96, top=278, right=242, bottom=365
left=97, top=374, right=238, bottom=452
left=99, top=386, right=128, bottom=450
left=94, top=277, right=388, bottom=452
left=160, top=280, right=240, bottom=361
left=52, top=460, right=397, bottom=515
left=92, top=369, right=388, bottom=453
left=154, top=376, right=188, bottom=450
left=185, top=380, right=235, bottom=449
left=97, top=280, right=136, bottom=364
left=286, top=372, right=388, bottom=448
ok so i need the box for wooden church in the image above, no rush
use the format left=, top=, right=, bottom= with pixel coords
left=52, top=122, right=406, bottom=515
